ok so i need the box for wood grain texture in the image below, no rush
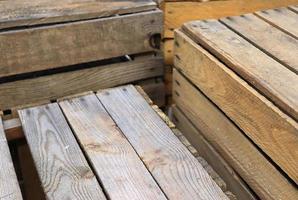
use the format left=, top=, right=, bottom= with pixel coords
left=255, top=7, right=298, bottom=39
left=97, top=85, right=228, bottom=200
left=0, top=117, right=23, bottom=200
left=174, top=30, right=298, bottom=184
left=0, top=56, right=163, bottom=110
left=18, top=104, right=107, bottom=200
left=220, top=14, right=298, bottom=74
left=172, top=69, right=298, bottom=200
left=0, top=0, right=156, bottom=30
left=59, top=94, right=167, bottom=200
left=182, top=20, right=298, bottom=121
left=0, top=10, right=162, bottom=77
left=171, top=105, right=256, bottom=200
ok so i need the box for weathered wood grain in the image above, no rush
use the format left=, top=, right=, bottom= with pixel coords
left=220, top=14, right=298, bottom=73
left=18, top=104, right=107, bottom=200
left=0, top=117, right=23, bottom=200
left=0, top=0, right=156, bottom=30
left=0, top=56, right=163, bottom=110
left=59, top=94, right=167, bottom=200
left=172, top=69, right=298, bottom=200
left=182, top=20, right=298, bottom=121
left=97, top=85, right=228, bottom=200
left=0, top=10, right=162, bottom=77
left=255, top=7, right=298, bottom=39
left=174, top=30, right=298, bottom=184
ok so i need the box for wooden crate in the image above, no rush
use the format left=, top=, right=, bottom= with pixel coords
left=0, top=0, right=165, bottom=113
left=1, top=85, right=234, bottom=200
left=172, top=6, right=298, bottom=200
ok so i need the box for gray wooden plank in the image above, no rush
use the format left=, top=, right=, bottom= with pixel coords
left=96, top=85, right=228, bottom=200
left=18, top=104, right=107, bottom=200
left=0, top=117, right=23, bottom=200
left=59, top=94, right=167, bottom=200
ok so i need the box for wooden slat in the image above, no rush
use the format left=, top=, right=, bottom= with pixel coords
left=174, top=30, right=298, bottom=185
left=182, top=20, right=298, bottom=121
left=172, top=69, right=298, bottom=200
left=59, top=94, right=166, bottom=200
left=0, top=0, right=156, bottom=30
left=18, top=104, right=107, bottom=200
left=0, top=10, right=162, bottom=77
left=171, top=105, right=256, bottom=200
left=0, top=56, right=163, bottom=110
left=97, top=85, right=228, bottom=200
left=288, top=5, right=298, bottom=12
left=255, top=7, right=298, bottom=39
left=0, top=117, right=23, bottom=200
left=220, top=14, right=298, bottom=74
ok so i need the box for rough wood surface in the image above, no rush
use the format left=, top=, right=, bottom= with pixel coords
left=220, top=14, right=298, bottom=73
left=97, top=85, right=228, bottom=200
left=3, top=118, right=23, bottom=141
left=59, top=94, right=167, bottom=200
left=172, top=69, right=298, bottom=200
left=0, top=56, right=163, bottom=110
left=18, top=104, right=107, bottom=200
left=0, top=10, right=162, bottom=77
left=0, top=117, right=23, bottom=200
left=138, top=78, right=166, bottom=107
left=182, top=20, right=298, bottom=121
left=0, top=0, right=156, bottom=30
left=174, top=30, right=298, bottom=185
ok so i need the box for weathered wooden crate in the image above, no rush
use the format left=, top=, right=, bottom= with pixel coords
left=0, top=0, right=165, bottom=116
left=1, top=85, right=235, bottom=199
left=172, top=6, right=298, bottom=200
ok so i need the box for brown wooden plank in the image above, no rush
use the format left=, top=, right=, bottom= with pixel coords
left=172, top=69, right=298, bottom=200
left=174, top=30, right=298, bottom=185
left=18, top=104, right=107, bottom=200
left=255, top=7, right=298, bottom=39
left=0, top=56, right=163, bottom=110
left=3, top=118, right=24, bottom=141
left=59, top=94, right=166, bottom=200
left=220, top=14, right=298, bottom=74
left=0, top=117, right=23, bottom=200
left=97, top=85, right=228, bottom=200
left=0, top=10, right=162, bottom=77
left=0, top=0, right=156, bottom=30
left=182, top=20, right=298, bottom=121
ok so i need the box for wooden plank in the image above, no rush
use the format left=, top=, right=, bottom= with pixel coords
left=182, top=20, right=298, bottom=121
left=163, top=0, right=298, bottom=38
left=255, top=7, right=298, bottom=39
left=0, top=10, right=162, bottom=77
left=0, top=117, right=23, bottom=200
left=0, top=0, right=156, bottom=30
left=172, top=69, right=298, bottom=200
left=18, top=104, right=107, bottom=200
left=171, top=105, right=256, bottom=200
left=220, top=14, right=298, bottom=74
left=174, top=30, right=298, bottom=185
left=59, top=94, right=166, bottom=200
left=288, top=5, right=298, bottom=12
left=3, top=118, right=24, bottom=141
left=0, top=56, right=163, bottom=110
left=97, top=85, right=228, bottom=200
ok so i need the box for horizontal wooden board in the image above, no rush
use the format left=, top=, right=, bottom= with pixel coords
left=172, top=69, right=298, bottom=200
left=0, top=56, right=163, bottom=110
left=0, top=10, right=162, bottom=78
left=97, top=85, right=228, bottom=200
left=0, top=0, right=156, bottom=30
left=174, top=30, right=298, bottom=184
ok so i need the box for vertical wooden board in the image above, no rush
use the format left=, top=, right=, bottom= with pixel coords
left=97, top=85, right=228, bottom=200
left=182, top=20, right=298, bottom=121
left=172, top=69, right=298, bottom=200
left=220, top=14, right=298, bottom=73
left=59, top=94, right=167, bottom=200
left=18, top=104, right=107, bottom=200
left=174, top=30, right=298, bottom=184
left=255, top=7, right=298, bottom=39
left=0, top=117, right=23, bottom=200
